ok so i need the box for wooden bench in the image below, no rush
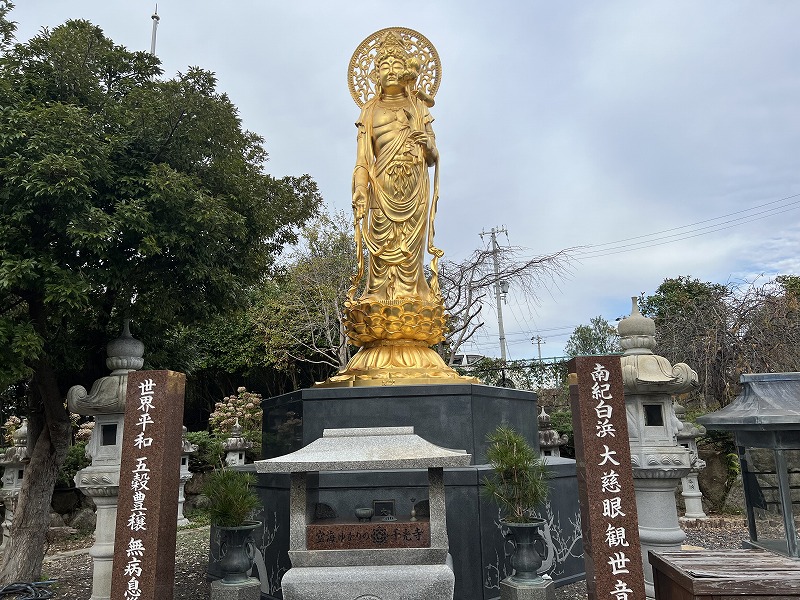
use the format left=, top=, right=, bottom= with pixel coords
left=650, top=549, right=800, bottom=600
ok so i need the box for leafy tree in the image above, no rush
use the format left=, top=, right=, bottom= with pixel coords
left=564, top=316, right=620, bottom=357
left=465, top=357, right=568, bottom=392
left=257, top=209, right=356, bottom=374
left=776, top=274, right=800, bottom=299
left=0, top=13, right=319, bottom=581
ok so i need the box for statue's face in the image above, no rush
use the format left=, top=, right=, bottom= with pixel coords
left=378, top=57, right=405, bottom=93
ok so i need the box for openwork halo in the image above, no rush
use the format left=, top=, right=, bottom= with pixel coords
left=348, top=27, right=441, bottom=108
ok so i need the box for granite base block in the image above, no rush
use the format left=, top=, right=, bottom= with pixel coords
left=281, top=563, right=455, bottom=600
left=499, top=578, right=556, bottom=600
left=210, top=577, right=261, bottom=600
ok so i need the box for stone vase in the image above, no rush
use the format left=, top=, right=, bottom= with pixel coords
left=218, top=521, right=260, bottom=584
left=503, top=518, right=549, bottom=583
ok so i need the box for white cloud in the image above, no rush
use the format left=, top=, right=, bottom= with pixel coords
left=11, top=0, right=800, bottom=359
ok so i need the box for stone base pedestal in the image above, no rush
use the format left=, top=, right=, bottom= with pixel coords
left=634, top=476, right=687, bottom=599
left=210, top=577, right=261, bottom=600
left=240, top=384, right=585, bottom=600
left=281, top=564, right=455, bottom=600
left=500, top=577, right=556, bottom=600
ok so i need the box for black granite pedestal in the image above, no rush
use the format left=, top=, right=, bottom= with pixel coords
left=219, top=384, right=584, bottom=599
left=262, top=383, right=542, bottom=463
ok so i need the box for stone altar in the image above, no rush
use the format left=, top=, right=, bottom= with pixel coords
left=256, top=427, right=470, bottom=600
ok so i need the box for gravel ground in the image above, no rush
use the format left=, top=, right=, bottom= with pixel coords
left=41, top=526, right=211, bottom=600
left=34, top=517, right=750, bottom=599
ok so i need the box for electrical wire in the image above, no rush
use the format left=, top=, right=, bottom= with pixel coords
left=521, top=191, right=800, bottom=260
left=0, top=581, right=55, bottom=599
left=578, top=192, right=800, bottom=251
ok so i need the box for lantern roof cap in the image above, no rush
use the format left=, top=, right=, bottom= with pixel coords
left=698, top=372, right=800, bottom=430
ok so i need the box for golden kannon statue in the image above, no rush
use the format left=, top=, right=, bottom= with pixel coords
left=319, top=27, right=474, bottom=387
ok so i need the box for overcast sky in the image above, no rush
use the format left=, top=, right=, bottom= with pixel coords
left=11, top=1, right=800, bottom=360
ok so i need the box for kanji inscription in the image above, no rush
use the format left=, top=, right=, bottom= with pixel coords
left=568, top=356, right=645, bottom=600
left=111, top=370, right=185, bottom=600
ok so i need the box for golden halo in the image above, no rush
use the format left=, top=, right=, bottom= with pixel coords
left=348, top=27, right=441, bottom=108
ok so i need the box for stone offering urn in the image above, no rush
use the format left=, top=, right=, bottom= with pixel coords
left=217, top=521, right=261, bottom=584
left=502, top=520, right=551, bottom=583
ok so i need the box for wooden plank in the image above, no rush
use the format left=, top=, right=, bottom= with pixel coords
left=651, top=550, right=800, bottom=598
left=653, top=568, right=696, bottom=600
left=650, top=551, right=706, bottom=592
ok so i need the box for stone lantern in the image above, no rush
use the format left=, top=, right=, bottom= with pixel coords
left=617, top=297, right=697, bottom=598
left=0, top=419, right=30, bottom=550
left=698, top=372, right=800, bottom=558
left=67, top=320, right=144, bottom=600
left=538, top=406, right=568, bottom=458
left=178, top=426, right=198, bottom=526
left=223, top=418, right=252, bottom=467
left=674, top=400, right=708, bottom=520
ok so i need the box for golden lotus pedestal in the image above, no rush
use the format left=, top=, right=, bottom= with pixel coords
left=317, top=298, right=477, bottom=387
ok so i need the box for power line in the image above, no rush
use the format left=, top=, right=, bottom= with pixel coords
left=573, top=201, right=800, bottom=259
left=521, top=190, right=800, bottom=260
left=579, top=192, right=800, bottom=251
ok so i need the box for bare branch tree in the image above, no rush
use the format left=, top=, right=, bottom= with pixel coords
left=438, top=246, right=573, bottom=364
left=642, top=275, right=800, bottom=408
left=259, top=210, right=356, bottom=374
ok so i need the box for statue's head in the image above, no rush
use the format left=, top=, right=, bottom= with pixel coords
left=372, top=31, right=419, bottom=92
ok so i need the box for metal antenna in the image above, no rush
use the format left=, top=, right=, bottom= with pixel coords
left=150, top=4, right=160, bottom=56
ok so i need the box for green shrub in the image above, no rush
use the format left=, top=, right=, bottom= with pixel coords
left=482, top=424, right=550, bottom=523
left=186, top=430, right=224, bottom=472
left=56, top=442, right=91, bottom=488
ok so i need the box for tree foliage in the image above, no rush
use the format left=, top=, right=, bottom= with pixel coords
left=640, top=275, right=800, bottom=407
left=0, top=14, right=319, bottom=581
left=464, top=357, right=569, bottom=392
left=257, top=209, right=356, bottom=374
left=564, top=316, right=620, bottom=357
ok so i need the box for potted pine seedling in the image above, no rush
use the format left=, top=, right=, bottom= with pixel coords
left=482, top=424, right=552, bottom=583
left=203, top=468, right=261, bottom=584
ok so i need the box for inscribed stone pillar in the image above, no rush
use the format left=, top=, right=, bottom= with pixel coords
left=110, top=369, right=185, bottom=600
left=569, top=356, right=645, bottom=600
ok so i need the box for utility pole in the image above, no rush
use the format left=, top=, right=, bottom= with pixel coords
left=480, top=227, right=509, bottom=362
left=532, top=335, right=544, bottom=362
left=150, top=5, right=160, bottom=56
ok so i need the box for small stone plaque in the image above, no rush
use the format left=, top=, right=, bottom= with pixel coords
left=306, top=519, right=430, bottom=550
left=568, top=356, right=645, bottom=600
left=111, top=370, right=186, bottom=600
